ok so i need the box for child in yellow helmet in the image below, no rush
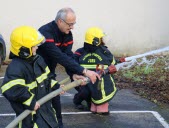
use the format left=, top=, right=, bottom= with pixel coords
left=1, top=26, right=62, bottom=127
left=73, top=27, right=125, bottom=114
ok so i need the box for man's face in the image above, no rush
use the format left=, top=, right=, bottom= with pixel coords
left=58, top=12, right=76, bottom=34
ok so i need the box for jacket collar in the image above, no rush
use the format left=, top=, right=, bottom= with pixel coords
left=51, top=20, right=65, bottom=36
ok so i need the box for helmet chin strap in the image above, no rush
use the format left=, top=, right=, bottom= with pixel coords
left=18, top=46, right=31, bottom=58
left=92, top=37, right=101, bottom=46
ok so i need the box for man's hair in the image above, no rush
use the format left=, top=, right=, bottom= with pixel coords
left=55, top=7, right=75, bottom=21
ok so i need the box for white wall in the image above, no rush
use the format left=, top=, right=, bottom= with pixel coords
left=1, top=0, right=169, bottom=59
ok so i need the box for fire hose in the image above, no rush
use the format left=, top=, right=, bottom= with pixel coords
left=5, top=46, right=169, bottom=128
left=6, top=63, right=112, bottom=128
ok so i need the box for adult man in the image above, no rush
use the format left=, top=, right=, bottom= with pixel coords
left=37, top=7, right=100, bottom=128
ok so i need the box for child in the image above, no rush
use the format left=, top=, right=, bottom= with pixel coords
left=73, top=27, right=125, bottom=114
left=1, top=26, right=61, bottom=127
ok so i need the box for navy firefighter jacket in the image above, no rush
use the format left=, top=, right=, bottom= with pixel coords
left=74, top=46, right=117, bottom=105
left=37, top=21, right=84, bottom=78
left=1, top=55, right=59, bottom=128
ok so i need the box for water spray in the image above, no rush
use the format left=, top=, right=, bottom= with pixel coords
left=125, top=46, right=169, bottom=61
left=115, top=46, right=169, bottom=71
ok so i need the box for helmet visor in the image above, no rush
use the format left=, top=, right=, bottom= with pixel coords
left=36, top=38, right=46, bottom=47
left=36, top=31, right=46, bottom=47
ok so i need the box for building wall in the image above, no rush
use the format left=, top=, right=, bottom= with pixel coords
left=1, top=0, right=169, bottom=59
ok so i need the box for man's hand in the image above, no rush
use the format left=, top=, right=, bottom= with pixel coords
left=108, top=65, right=117, bottom=74
left=83, top=69, right=100, bottom=84
left=73, top=74, right=87, bottom=86
left=34, top=102, right=40, bottom=111
left=119, top=57, right=126, bottom=63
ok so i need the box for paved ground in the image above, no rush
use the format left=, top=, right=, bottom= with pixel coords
left=60, top=89, right=169, bottom=128
left=0, top=65, right=169, bottom=128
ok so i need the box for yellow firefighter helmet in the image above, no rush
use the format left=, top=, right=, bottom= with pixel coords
left=10, top=26, right=45, bottom=58
left=85, top=27, right=105, bottom=46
